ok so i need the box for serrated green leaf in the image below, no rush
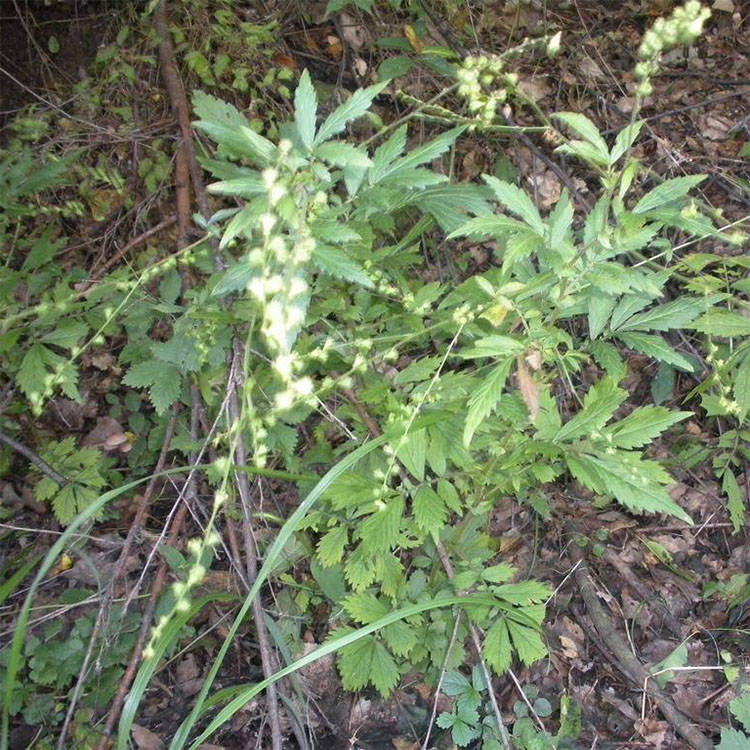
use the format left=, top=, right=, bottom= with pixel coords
left=371, top=126, right=464, bottom=184
left=448, top=215, right=527, bottom=240
left=463, top=360, right=512, bottom=447
left=377, top=555, right=404, bottom=600
left=314, top=141, right=373, bottom=168
left=395, top=429, right=427, bottom=481
left=437, top=479, right=462, bottom=514
left=343, top=592, right=389, bottom=624
left=610, top=120, right=644, bottom=164
left=716, top=728, right=750, bottom=750
left=735, top=353, right=750, bottom=422
left=213, top=258, right=255, bottom=297
left=493, top=581, right=551, bottom=605
left=371, top=125, right=406, bottom=177
left=294, top=69, right=317, bottom=149
left=460, top=336, right=524, bottom=359
left=692, top=309, right=750, bottom=338
left=553, top=112, right=609, bottom=160
left=723, top=468, right=745, bottom=534
left=123, top=361, right=182, bottom=414
left=148, top=365, right=183, bottom=415
left=554, top=377, right=627, bottom=443
left=556, top=140, right=610, bottom=168
left=567, top=452, right=691, bottom=522
left=632, top=175, right=706, bottom=214
left=219, top=203, right=261, bottom=249
left=207, top=175, right=264, bottom=197
left=52, top=485, right=78, bottom=525
left=383, top=620, right=416, bottom=657
left=192, top=91, right=275, bottom=164
left=123, top=360, right=166, bottom=388
left=609, top=293, right=659, bottom=333
left=482, top=563, right=516, bottom=583
left=483, top=618, right=512, bottom=674
left=317, top=525, right=348, bottom=567
left=730, top=694, right=750, bottom=733
left=359, top=496, right=404, bottom=554
left=152, top=333, right=201, bottom=372
left=413, top=485, right=446, bottom=533
left=547, top=190, right=574, bottom=249
left=412, top=183, right=492, bottom=233
left=602, top=406, right=690, bottom=449
left=441, top=671, right=472, bottom=696
left=39, top=321, right=87, bottom=351
left=313, top=244, right=373, bottom=288
left=450, top=716, right=481, bottom=747
left=18, top=344, right=49, bottom=403
left=615, top=297, right=707, bottom=333
left=589, top=340, right=627, bottom=381
left=507, top=618, right=547, bottom=666
left=393, top=356, right=440, bottom=385
left=483, top=176, right=544, bottom=235
left=615, top=331, right=694, bottom=371
left=314, top=81, right=388, bottom=146
left=336, top=633, right=373, bottom=691
left=587, top=294, right=616, bottom=340
left=368, top=640, right=400, bottom=696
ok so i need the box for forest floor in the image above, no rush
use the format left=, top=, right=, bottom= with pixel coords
left=1, top=1, right=750, bottom=749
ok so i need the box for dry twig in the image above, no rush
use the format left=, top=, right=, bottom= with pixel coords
left=567, top=528, right=714, bottom=750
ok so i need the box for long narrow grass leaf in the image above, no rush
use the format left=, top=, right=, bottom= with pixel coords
left=168, top=413, right=447, bottom=750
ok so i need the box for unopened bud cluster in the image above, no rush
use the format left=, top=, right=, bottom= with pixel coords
left=634, top=1, right=710, bottom=98
left=456, top=55, right=517, bottom=126
left=705, top=343, right=741, bottom=416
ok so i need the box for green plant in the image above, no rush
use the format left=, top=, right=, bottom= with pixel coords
left=31, top=438, right=110, bottom=524
left=437, top=667, right=507, bottom=748
left=0, top=602, right=139, bottom=746
left=3, top=2, right=748, bottom=749
left=120, top=2, right=745, bottom=734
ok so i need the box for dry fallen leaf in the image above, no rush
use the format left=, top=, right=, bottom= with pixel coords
left=132, top=725, right=164, bottom=750
left=516, top=355, right=540, bottom=421
left=518, top=74, right=551, bottom=103
left=713, top=0, right=734, bottom=11
left=340, top=12, right=367, bottom=51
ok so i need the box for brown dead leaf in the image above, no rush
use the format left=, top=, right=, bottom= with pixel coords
left=89, top=351, right=118, bottom=371
left=82, top=417, right=126, bottom=448
left=176, top=653, right=202, bottom=697
left=525, top=348, right=542, bottom=372
left=635, top=718, right=668, bottom=748
left=326, top=35, right=342, bottom=60
left=516, top=355, right=540, bottom=421
left=404, top=25, right=424, bottom=53
left=518, top=75, right=551, bottom=103
left=701, top=114, right=733, bottom=141
left=579, top=57, right=605, bottom=80
left=532, top=170, right=561, bottom=210
left=559, top=635, right=578, bottom=659
left=340, top=12, right=367, bottom=51
left=132, top=725, right=164, bottom=750
left=392, top=739, right=419, bottom=750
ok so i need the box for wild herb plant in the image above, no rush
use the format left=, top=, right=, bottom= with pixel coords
left=2, top=2, right=748, bottom=749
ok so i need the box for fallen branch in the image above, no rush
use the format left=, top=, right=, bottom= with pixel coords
left=0, top=430, right=68, bottom=487
left=567, top=527, right=714, bottom=750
